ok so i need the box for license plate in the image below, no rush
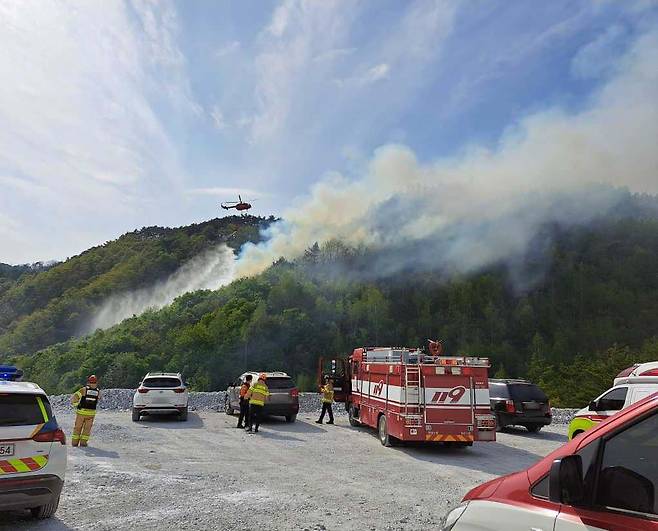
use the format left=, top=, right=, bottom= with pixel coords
left=0, top=444, right=15, bottom=457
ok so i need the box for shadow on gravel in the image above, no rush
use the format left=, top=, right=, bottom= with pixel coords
left=394, top=441, right=545, bottom=476
left=136, top=412, right=204, bottom=429
left=500, top=427, right=566, bottom=442
left=252, top=431, right=304, bottom=442
left=262, top=417, right=327, bottom=434
left=79, top=446, right=120, bottom=459
left=0, top=512, right=73, bottom=530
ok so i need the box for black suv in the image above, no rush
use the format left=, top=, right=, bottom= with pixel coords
left=489, top=379, right=552, bottom=432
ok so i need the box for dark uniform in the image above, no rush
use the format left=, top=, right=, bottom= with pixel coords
left=237, top=381, right=251, bottom=429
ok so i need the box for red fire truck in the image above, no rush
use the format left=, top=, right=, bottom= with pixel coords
left=319, top=347, right=496, bottom=447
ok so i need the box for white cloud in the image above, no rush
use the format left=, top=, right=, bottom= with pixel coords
left=216, top=40, right=241, bottom=58
left=0, top=0, right=198, bottom=263
left=210, top=105, right=227, bottom=129
left=313, top=47, right=356, bottom=63
left=335, top=62, right=390, bottom=87
left=571, top=25, right=626, bottom=79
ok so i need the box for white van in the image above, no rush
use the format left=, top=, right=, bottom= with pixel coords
left=568, top=376, right=658, bottom=439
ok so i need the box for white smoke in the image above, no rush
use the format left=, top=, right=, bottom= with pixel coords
left=236, top=31, right=658, bottom=279
left=87, top=244, right=235, bottom=331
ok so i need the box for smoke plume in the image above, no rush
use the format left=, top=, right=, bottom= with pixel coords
left=236, top=31, right=658, bottom=280
left=87, top=244, right=235, bottom=331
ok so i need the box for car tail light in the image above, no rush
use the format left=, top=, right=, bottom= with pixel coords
left=505, top=399, right=515, bottom=413
left=290, top=388, right=299, bottom=398
left=639, top=369, right=658, bottom=377
left=174, top=388, right=185, bottom=393
left=137, top=387, right=149, bottom=393
left=33, top=428, right=66, bottom=445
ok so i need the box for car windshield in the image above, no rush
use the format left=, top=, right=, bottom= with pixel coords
left=142, top=377, right=181, bottom=388
left=509, top=384, right=547, bottom=402
left=489, top=383, right=510, bottom=398
left=266, top=377, right=295, bottom=390
left=0, top=393, right=51, bottom=426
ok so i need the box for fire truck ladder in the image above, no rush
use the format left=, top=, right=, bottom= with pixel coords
left=403, top=366, right=424, bottom=427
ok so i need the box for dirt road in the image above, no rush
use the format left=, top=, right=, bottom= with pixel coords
left=0, top=411, right=567, bottom=530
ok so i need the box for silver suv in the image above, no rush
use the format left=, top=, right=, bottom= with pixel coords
left=224, top=372, right=299, bottom=423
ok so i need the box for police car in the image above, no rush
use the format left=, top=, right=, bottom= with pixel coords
left=0, top=366, right=67, bottom=519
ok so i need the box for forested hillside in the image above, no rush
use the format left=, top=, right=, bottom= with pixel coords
left=14, top=202, right=658, bottom=406
left=0, top=216, right=271, bottom=357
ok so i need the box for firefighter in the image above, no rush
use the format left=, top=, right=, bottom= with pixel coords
left=237, top=374, right=252, bottom=429
left=246, top=373, right=269, bottom=433
left=71, top=375, right=101, bottom=447
left=316, top=376, right=334, bottom=425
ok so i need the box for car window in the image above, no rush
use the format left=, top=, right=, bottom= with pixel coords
left=595, top=412, right=657, bottom=516
left=509, top=384, right=547, bottom=402
left=0, top=393, right=52, bottom=426
left=142, top=377, right=181, bottom=388
left=267, top=377, right=294, bottom=390
left=597, top=387, right=627, bottom=411
left=488, top=383, right=510, bottom=399
left=531, top=441, right=599, bottom=500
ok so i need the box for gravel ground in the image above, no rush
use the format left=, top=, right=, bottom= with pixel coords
left=0, top=406, right=569, bottom=531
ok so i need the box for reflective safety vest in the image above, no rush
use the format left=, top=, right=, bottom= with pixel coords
left=74, top=386, right=100, bottom=416
left=321, top=385, right=334, bottom=404
left=248, top=381, right=269, bottom=406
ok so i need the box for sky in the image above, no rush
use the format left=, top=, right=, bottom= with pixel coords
left=1, top=0, right=657, bottom=264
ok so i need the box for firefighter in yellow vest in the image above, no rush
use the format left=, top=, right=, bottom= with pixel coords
left=245, top=373, right=269, bottom=433
left=71, top=375, right=101, bottom=447
left=316, top=376, right=334, bottom=424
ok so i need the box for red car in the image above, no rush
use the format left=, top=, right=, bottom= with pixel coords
left=443, top=392, right=658, bottom=530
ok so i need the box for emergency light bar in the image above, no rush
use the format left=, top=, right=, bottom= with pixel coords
left=0, top=365, right=23, bottom=381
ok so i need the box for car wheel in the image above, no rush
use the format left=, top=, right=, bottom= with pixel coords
left=285, top=414, right=297, bottom=423
left=30, top=495, right=60, bottom=519
left=348, top=404, right=360, bottom=427
left=378, top=415, right=392, bottom=447
left=526, top=425, right=542, bottom=433
left=224, top=396, right=234, bottom=415
left=131, top=408, right=140, bottom=422
left=179, top=407, right=188, bottom=421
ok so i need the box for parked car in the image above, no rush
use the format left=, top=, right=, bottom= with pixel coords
left=489, top=379, right=552, bottom=432
left=225, top=372, right=299, bottom=423
left=442, top=391, right=658, bottom=530
left=132, top=372, right=189, bottom=421
left=0, top=378, right=67, bottom=519
left=568, top=375, right=658, bottom=440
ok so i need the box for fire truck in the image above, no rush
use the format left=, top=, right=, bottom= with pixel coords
left=319, top=347, right=496, bottom=447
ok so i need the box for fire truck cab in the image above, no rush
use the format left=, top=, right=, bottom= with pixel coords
left=320, top=347, right=496, bottom=447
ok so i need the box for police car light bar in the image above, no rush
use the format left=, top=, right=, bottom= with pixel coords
left=0, top=365, right=23, bottom=381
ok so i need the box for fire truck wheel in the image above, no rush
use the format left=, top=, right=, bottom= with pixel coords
left=378, top=415, right=393, bottom=447
left=348, top=405, right=360, bottom=427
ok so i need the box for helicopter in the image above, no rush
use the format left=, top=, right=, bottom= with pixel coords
left=220, top=195, right=252, bottom=212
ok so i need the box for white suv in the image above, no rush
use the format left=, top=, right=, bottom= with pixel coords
left=132, top=372, right=189, bottom=422
left=0, top=379, right=67, bottom=519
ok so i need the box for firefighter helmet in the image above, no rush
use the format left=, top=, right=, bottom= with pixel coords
left=258, top=372, right=267, bottom=381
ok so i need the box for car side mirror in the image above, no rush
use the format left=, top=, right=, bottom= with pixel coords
left=588, top=400, right=598, bottom=411
left=549, top=455, right=584, bottom=505
left=184, top=381, right=190, bottom=387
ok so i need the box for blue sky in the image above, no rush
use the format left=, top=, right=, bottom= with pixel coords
left=1, top=0, right=656, bottom=263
